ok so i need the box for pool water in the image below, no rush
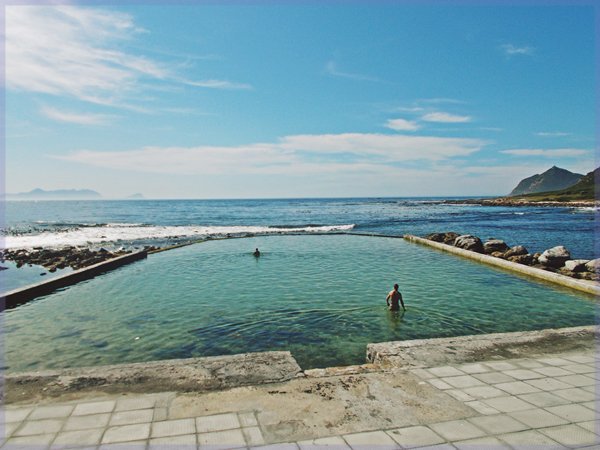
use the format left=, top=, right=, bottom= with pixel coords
left=4, top=235, right=597, bottom=371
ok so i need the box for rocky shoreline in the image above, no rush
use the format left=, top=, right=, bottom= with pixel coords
left=424, top=232, right=599, bottom=282
left=441, top=198, right=598, bottom=208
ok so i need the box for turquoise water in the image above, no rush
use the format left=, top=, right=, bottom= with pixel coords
left=4, top=235, right=597, bottom=371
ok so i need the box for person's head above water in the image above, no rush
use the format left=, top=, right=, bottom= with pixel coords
left=394, top=283, right=399, bottom=290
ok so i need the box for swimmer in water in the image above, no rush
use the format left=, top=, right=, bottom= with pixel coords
left=386, top=283, right=405, bottom=311
left=253, top=248, right=260, bottom=257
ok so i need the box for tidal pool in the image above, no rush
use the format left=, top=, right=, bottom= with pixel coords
left=4, top=234, right=597, bottom=371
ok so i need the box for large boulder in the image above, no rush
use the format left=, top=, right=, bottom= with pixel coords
left=564, top=260, right=589, bottom=273
left=504, top=245, right=528, bottom=258
left=508, top=254, right=534, bottom=265
left=585, top=258, right=600, bottom=273
left=538, top=246, right=571, bottom=268
left=454, top=235, right=484, bottom=253
left=483, top=239, right=509, bottom=254
left=426, top=232, right=459, bottom=245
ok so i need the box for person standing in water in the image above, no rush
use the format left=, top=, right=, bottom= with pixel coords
left=253, top=248, right=260, bottom=257
left=386, top=283, right=405, bottom=311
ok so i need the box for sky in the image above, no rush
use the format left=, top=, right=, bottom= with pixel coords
left=4, top=2, right=597, bottom=199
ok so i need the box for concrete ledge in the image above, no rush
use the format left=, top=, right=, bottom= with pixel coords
left=1, top=250, right=147, bottom=309
left=366, top=325, right=597, bottom=369
left=4, top=351, right=302, bottom=404
left=404, top=235, right=600, bottom=296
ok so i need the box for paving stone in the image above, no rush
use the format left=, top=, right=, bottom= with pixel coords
left=484, top=361, right=517, bottom=371
left=472, top=372, right=515, bottom=385
left=98, top=440, right=147, bottom=450
left=546, top=404, right=596, bottom=422
left=440, top=375, right=484, bottom=389
left=115, top=396, right=156, bottom=412
left=464, top=400, right=499, bottom=415
left=101, top=423, right=151, bottom=443
left=456, top=363, right=490, bottom=374
left=410, top=368, right=436, bottom=380
left=532, top=366, right=573, bottom=377
left=495, top=381, right=540, bottom=395
left=563, top=364, right=595, bottom=374
left=110, top=409, right=154, bottom=426
left=577, top=421, right=600, bottom=436
left=343, top=430, right=399, bottom=449
left=29, top=404, right=74, bottom=420
left=243, top=426, right=265, bottom=447
left=251, top=443, right=299, bottom=450
left=509, top=408, right=568, bottom=428
left=53, top=428, right=104, bottom=446
left=386, top=425, right=445, bottom=448
left=298, top=435, right=351, bottom=449
left=2, top=433, right=56, bottom=447
left=460, top=385, right=505, bottom=399
left=539, top=424, right=598, bottom=447
left=557, top=374, right=597, bottom=387
left=3, top=408, right=32, bottom=423
left=151, top=417, right=195, bottom=438
left=513, top=359, right=544, bottom=369
left=538, top=357, right=572, bottom=366
left=64, top=413, right=110, bottom=431
left=149, top=433, right=197, bottom=446
left=428, top=379, right=452, bottom=390
left=525, top=377, right=573, bottom=391
left=3, top=421, right=20, bottom=439
left=582, top=386, right=596, bottom=394
left=428, top=366, right=465, bottom=377
left=445, top=389, right=474, bottom=402
left=517, top=391, right=570, bottom=407
left=554, top=387, right=597, bottom=402
left=153, top=407, right=168, bottom=422
left=197, top=428, right=246, bottom=449
left=467, top=414, right=528, bottom=434
left=497, top=429, right=561, bottom=446
left=481, top=396, right=534, bottom=413
left=452, top=436, right=509, bottom=449
left=563, top=355, right=596, bottom=364
left=429, top=419, right=486, bottom=441
left=72, top=400, right=116, bottom=416
left=239, top=411, right=258, bottom=427
left=14, top=419, right=63, bottom=436
left=196, top=413, right=241, bottom=433
left=582, top=401, right=596, bottom=410
left=409, top=445, right=455, bottom=450
left=502, top=369, right=544, bottom=380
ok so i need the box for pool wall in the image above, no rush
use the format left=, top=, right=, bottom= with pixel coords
left=404, top=235, right=600, bottom=296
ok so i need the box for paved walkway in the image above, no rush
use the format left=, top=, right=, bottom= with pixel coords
left=2, top=350, right=598, bottom=449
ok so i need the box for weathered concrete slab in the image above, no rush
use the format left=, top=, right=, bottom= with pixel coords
left=404, top=234, right=600, bottom=296
left=4, top=351, right=302, bottom=404
left=1, top=250, right=147, bottom=308
left=366, top=326, right=597, bottom=369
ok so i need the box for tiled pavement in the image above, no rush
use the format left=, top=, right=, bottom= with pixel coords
left=2, top=351, right=598, bottom=449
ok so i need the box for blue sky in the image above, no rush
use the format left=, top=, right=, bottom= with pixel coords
left=5, top=3, right=596, bottom=198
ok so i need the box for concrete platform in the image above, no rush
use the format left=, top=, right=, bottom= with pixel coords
left=2, top=327, right=599, bottom=448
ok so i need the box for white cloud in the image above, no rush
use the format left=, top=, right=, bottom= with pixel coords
left=6, top=6, right=251, bottom=107
left=500, top=148, right=589, bottom=157
left=324, top=61, right=379, bottom=82
left=54, top=132, right=486, bottom=175
left=384, top=118, right=420, bottom=132
left=535, top=131, right=570, bottom=137
left=500, top=44, right=535, bottom=56
left=421, top=112, right=472, bottom=123
left=40, top=106, right=113, bottom=125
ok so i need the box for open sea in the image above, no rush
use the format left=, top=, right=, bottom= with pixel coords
left=1, top=198, right=598, bottom=371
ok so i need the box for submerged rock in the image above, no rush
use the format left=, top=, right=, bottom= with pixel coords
left=454, top=235, right=484, bottom=253
left=538, top=246, right=571, bottom=268
left=483, top=239, right=509, bottom=254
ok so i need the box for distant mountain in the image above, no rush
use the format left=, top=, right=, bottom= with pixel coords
left=508, top=166, right=583, bottom=196
left=509, top=167, right=597, bottom=202
left=7, top=188, right=102, bottom=200
left=126, top=193, right=145, bottom=199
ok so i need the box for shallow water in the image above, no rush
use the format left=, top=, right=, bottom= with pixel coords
left=4, top=235, right=597, bottom=371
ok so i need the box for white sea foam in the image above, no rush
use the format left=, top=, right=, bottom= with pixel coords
left=2, top=224, right=356, bottom=249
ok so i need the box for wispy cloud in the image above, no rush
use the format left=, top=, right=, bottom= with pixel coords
left=535, top=131, right=570, bottom=137
left=500, top=43, right=535, bottom=56
left=324, top=61, right=379, bottom=82
left=421, top=112, right=472, bottom=123
left=418, top=98, right=465, bottom=105
left=384, top=118, right=420, bottom=132
left=40, top=106, right=114, bottom=125
left=500, top=148, right=589, bottom=157
left=55, top=132, right=486, bottom=175
left=6, top=6, right=251, bottom=108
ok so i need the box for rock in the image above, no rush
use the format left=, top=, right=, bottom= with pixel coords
left=578, top=271, right=600, bottom=281
left=490, top=251, right=506, bottom=258
left=505, top=245, right=528, bottom=258
left=508, top=254, right=534, bottom=265
left=585, top=259, right=600, bottom=273
left=0, top=266, right=7, bottom=271
left=564, top=260, right=589, bottom=273
left=483, top=239, right=509, bottom=254
left=454, top=235, right=484, bottom=253
left=538, top=246, right=571, bottom=268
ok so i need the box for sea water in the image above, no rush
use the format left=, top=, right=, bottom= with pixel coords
left=3, top=234, right=597, bottom=371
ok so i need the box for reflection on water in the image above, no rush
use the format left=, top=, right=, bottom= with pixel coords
left=4, top=235, right=597, bottom=371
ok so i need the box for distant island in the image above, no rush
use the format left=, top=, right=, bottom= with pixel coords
left=508, top=166, right=583, bottom=196
left=127, top=193, right=145, bottom=199
left=505, top=167, right=597, bottom=203
left=6, top=188, right=102, bottom=200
